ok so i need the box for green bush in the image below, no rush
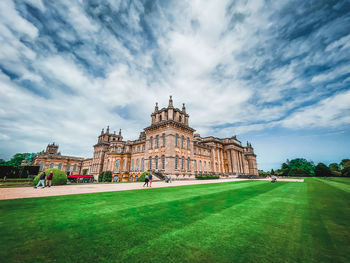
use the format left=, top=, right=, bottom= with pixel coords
left=33, top=168, right=67, bottom=186
left=195, top=174, right=220, bottom=180
left=139, top=171, right=150, bottom=182
left=98, top=171, right=113, bottom=182
left=82, top=169, right=88, bottom=175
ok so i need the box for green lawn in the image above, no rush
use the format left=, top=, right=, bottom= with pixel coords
left=0, top=178, right=349, bottom=263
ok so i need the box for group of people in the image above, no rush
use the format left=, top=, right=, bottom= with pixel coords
left=34, top=171, right=53, bottom=188
left=143, top=174, right=153, bottom=187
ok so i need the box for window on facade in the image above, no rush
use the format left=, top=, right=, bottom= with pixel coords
left=194, top=160, right=197, bottom=171
left=115, top=160, right=120, bottom=171
left=187, top=138, right=190, bottom=150
left=175, top=155, right=178, bottom=170
left=136, top=159, right=139, bottom=171
left=131, top=159, right=134, bottom=171
left=181, top=136, right=184, bottom=148
left=73, top=164, right=77, bottom=171
left=50, top=163, right=54, bottom=168
left=198, top=149, right=201, bottom=155
left=137, top=146, right=140, bottom=152
left=181, top=156, right=184, bottom=170
left=156, top=135, right=159, bottom=148
left=150, top=136, right=153, bottom=149
left=149, top=157, right=152, bottom=170
left=117, top=146, right=121, bottom=153
left=162, top=133, right=165, bottom=146
left=204, top=161, right=206, bottom=171
left=141, top=158, right=144, bottom=171
left=155, top=156, right=158, bottom=169
left=159, top=115, right=162, bottom=121
left=179, top=115, right=182, bottom=122
left=175, top=134, right=179, bottom=147
left=162, top=155, right=165, bottom=170
left=199, top=161, right=202, bottom=171
left=58, top=163, right=62, bottom=170
left=187, top=157, right=190, bottom=170
left=142, top=145, right=145, bottom=151
left=39, top=162, right=44, bottom=171
left=193, top=147, right=196, bottom=154
left=67, top=164, right=71, bottom=172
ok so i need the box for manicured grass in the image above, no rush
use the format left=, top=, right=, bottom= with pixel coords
left=0, top=178, right=349, bottom=263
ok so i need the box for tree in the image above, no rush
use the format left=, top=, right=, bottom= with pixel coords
left=82, top=169, right=88, bottom=175
left=271, top=169, right=275, bottom=175
left=0, top=158, right=6, bottom=165
left=289, top=158, right=315, bottom=176
left=329, top=163, right=341, bottom=176
left=340, top=159, right=350, bottom=169
left=315, top=163, right=332, bottom=177
left=342, top=167, right=350, bottom=177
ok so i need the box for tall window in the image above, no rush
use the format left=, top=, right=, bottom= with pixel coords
left=156, top=135, right=159, bottom=148
left=39, top=162, right=44, bottom=171
left=181, top=156, right=184, bottom=170
left=150, top=136, right=153, bottom=149
left=58, top=163, right=62, bottom=170
left=187, top=138, right=190, bottom=150
left=73, top=164, right=77, bottom=171
left=67, top=164, right=71, bottom=172
left=162, top=155, right=165, bottom=170
left=115, top=160, right=120, bottom=171
left=149, top=157, right=152, bottom=170
left=187, top=157, right=190, bottom=170
left=194, top=147, right=196, bottom=154
left=117, top=146, right=121, bottom=153
left=141, top=158, right=144, bottom=171
left=123, top=159, right=126, bottom=170
left=181, top=136, right=184, bottom=148
left=175, top=134, right=179, bottom=147
left=175, top=155, right=178, bottom=170
left=136, top=159, right=139, bottom=171
left=155, top=156, right=158, bottom=169
left=204, top=161, right=206, bottom=171
left=137, top=146, right=140, bottom=152
left=50, top=163, right=54, bottom=168
left=194, top=160, right=197, bottom=171
left=142, top=145, right=145, bottom=151
left=162, top=133, right=165, bottom=146
left=131, top=159, right=134, bottom=171
left=198, top=149, right=201, bottom=155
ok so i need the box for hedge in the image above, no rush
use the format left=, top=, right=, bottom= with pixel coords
left=195, top=175, right=220, bottom=180
left=138, top=171, right=150, bottom=182
left=33, top=168, right=67, bottom=186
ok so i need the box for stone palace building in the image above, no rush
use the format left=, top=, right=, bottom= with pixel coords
left=34, top=96, right=258, bottom=181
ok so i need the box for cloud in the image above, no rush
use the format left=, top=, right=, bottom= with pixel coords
left=0, top=0, right=349, bottom=167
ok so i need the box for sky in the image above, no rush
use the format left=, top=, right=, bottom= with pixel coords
left=0, top=0, right=349, bottom=170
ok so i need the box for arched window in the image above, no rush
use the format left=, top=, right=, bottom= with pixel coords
left=149, top=157, right=152, bottom=170
left=150, top=136, right=153, bottom=149
left=155, top=156, right=158, bottom=169
left=39, top=162, right=44, bottom=171
left=162, top=155, right=165, bottom=170
left=187, top=138, right=190, bottom=150
left=50, top=163, right=54, bottom=168
left=175, top=155, right=178, bottom=170
left=115, top=160, right=120, bottom=171
left=181, top=156, right=184, bottom=170
left=141, top=158, right=144, bottom=171
left=156, top=135, right=159, bottom=148
left=58, top=163, right=62, bottom=170
left=187, top=157, right=190, bottom=170
left=117, top=146, right=121, bottom=153
left=162, top=133, right=166, bottom=146
left=131, top=159, right=134, bottom=171
left=181, top=136, right=184, bottom=148
left=136, top=159, right=139, bottom=171
left=175, top=134, right=179, bottom=147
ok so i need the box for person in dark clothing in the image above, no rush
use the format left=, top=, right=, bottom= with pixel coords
left=35, top=172, right=46, bottom=188
left=149, top=174, right=153, bottom=187
left=143, top=175, right=149, bottom=187
left=46, top=171, right=53, bottom=187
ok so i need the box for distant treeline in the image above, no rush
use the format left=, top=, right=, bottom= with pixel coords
left=0, top=166, right=40, bottom=179
left=259, top=158, right=350, bottom=177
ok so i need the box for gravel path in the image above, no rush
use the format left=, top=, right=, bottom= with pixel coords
left=0, top=178, right=304, bottom=200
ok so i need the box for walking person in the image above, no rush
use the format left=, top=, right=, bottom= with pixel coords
left=46, top=171, right=53, bottom=187
left=149, top=173, right=153, bottom=187
left=143, top=175, right=149, bottom=187
left=35, top=171, right=46, bottom=188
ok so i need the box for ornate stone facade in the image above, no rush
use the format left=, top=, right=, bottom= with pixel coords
left=34, top=97, right=258, bottom=180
